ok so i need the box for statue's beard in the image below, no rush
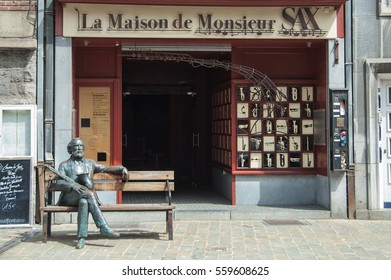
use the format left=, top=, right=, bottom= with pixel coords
left=72, top=150, right=84, bottom=159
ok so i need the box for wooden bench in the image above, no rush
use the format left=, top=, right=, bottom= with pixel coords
left=35, top=164, right=175, bottom=242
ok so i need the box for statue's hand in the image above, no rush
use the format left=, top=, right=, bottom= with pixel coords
left=71, top=183, right=90, bottom=194
left=121, top=166, right=129, bottom=181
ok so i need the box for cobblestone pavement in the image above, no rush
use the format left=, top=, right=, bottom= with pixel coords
left=1, top=219, right=391, bottom=260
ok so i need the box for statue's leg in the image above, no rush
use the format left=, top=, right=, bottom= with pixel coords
left=77, top=198, right=89, bottom=238
left=75, top=198, right=89, bottom=249
left=84, top=192, right=120, bottom=238
left=84, top=192, right=106, bottom=228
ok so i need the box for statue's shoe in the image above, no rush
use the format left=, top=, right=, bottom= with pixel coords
left=100, top=225, right=120, bottom=238
left=76, top=238, right=86, bottom=249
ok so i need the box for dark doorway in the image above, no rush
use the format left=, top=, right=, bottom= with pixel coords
left=122, top=57, right=217, bottom=190
left=122, top=93, right=171, bottom=170
left=122, top=88, right=202, bottom=189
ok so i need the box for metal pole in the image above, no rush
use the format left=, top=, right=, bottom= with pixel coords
left=44, top=0, right=54, bottom=162
left=36, top=0, right=45, bottom=163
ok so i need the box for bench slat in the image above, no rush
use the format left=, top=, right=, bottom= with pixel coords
left=102, top=204, right=175, bottom=211
left=94, top=181, right=174, bottom=191
left=47, top=181, right=174, bottom=192
left=93, top=170, right=174, bottom=181
left=41, top=204, right=175, bottom=212
left=128, top=170, right=174, bottom=181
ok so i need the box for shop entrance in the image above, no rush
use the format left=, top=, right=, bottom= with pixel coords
left=122, top=54, right=227, bottom=190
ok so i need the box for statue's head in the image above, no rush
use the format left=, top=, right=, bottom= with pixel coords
left=67, top=138, right=85, bottom=159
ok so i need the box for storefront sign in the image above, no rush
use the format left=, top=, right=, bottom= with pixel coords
left=63, top=4, right=337, bottom=39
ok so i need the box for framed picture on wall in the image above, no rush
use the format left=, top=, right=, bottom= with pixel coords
left=232, top=84, right=315, bottom=170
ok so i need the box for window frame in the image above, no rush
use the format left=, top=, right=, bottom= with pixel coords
left=0, top=105, right=36, bottom=158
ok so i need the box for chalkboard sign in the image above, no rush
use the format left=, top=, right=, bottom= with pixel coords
left=0, top=159, right=31, bottom=226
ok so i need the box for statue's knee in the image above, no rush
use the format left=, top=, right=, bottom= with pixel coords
left=79, top=198, right=88, bottom=208
left=84, top=190, right=94, bottom=198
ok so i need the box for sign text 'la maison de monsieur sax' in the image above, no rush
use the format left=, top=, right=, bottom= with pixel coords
left=62, top=4, right=338, bottom=39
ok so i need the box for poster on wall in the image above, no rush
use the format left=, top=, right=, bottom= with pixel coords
left=79, top=87, right=111, bottom=165
left=0, top=159, right=31, bottom=226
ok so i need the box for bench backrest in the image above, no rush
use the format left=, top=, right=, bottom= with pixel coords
left=35, top=165, right=174, bottom=216
left=36, top=165, right=174, bottom=191
left=93, top=170, right=175, bottom=192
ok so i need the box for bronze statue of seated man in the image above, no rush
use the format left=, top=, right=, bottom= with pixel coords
left=55, top=138, right=128, bottom=249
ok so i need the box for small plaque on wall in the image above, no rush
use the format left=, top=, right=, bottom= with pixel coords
left=97, top=152, right=107, bottom=162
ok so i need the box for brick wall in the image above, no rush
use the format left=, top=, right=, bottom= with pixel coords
left=0, top=1, right=36, bottom=11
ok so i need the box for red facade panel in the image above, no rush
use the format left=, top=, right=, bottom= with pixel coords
left=75, top=47, right=117, bottom=78
left=241, top=51, right=311, bottom=80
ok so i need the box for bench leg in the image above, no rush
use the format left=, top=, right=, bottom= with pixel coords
left=47, top=211, right=52, bottom=237
left=42, top=212, right=48, bottom=243
left=166, top=210, right=173, bottom=240
left=42, top=211, right=53, bottom=243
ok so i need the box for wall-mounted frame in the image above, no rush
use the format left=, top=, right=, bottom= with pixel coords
left=233, top=83, right=315, bottom=170
left=330, top=88, right=349, bottom=171
left=78, top=85, right=113, bottom=166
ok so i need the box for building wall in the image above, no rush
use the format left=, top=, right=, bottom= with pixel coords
left=236, top=174, right=317, bottom=205
left=0, top=49, right=36, bottom=105
left=0, top=1, right=36, bottom=39
left=0, top=0, right=37, bottom=105
left=51, top=1, right=349, bottom=219
left=351, top=1, right=391, bottom=219
left=352, top=1, right=381, bottom=213
left=0, top=1, right=37, bottom=226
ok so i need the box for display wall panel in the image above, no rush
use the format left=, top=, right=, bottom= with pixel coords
left=211, top=84, right=232, bottom=169
left=233, top=82, right=315, bottom=171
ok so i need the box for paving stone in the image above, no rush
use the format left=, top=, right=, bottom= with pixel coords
left=1, top=219, right=391, bottom=261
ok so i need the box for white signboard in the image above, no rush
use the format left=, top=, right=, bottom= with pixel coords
left=63, top=4, right=337, bottom=39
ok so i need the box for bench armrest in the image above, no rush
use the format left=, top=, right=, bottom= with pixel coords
left=165, top=179, right=172, bottom=205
